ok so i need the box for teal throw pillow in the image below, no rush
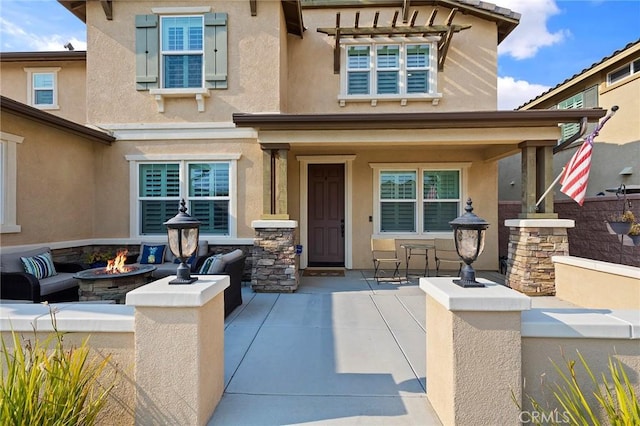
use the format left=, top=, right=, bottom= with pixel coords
left=21, top=252, right=57, bottom=279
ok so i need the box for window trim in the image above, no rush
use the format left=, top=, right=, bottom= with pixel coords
left=370, top=162, right=470, bottom=238
left=24, top=67, right=60, bottom=110
left=0, top=132, right=23, bottom=233
left=339, top=37, right=442, bottom=106
left=126, top=153, right=240, bottom=238
left=606, top=58, right=640, bottom=86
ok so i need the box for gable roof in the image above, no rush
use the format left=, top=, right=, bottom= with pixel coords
left=518, top=38, right=640, bottom=110
left=301, top=0, right=520, bottom=42
left=0, top=96, right=114, bottom=145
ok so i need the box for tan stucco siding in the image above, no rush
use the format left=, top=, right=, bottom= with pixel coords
left=0, top=60, right=87, bottom=124
left=1, top=111, right=99, bottom=246
left=85, top=1, right=284, bottom=124
left=93, top=138, right=263, bottom=240
left=286, top=6, right=498, bottom=113
left=288, top=145, right=499, bottom=270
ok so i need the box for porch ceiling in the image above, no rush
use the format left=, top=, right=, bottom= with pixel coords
left=233, top=109, right=606, bottom=161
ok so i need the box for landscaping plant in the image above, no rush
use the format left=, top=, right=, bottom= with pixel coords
left=518, top=350, right=640, bottom=425
left=0, top=308, right=115, bottom=426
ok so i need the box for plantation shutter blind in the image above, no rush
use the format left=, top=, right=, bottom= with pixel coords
left=423, top=171, right=460, bottom=231
left=380, top=171, right=416, bottom=232
left=140, top=164, right=179, bottom=234
left=135, top=14, right=159, bottom=90
left=204, top=13, right=228, bottom=89
left=189, top=163, right=230, bottom=235
left=347, top=46, right=370, bottom=95
left=376, top=45, right=399, bottom=94
left=407, top=45, right=429, bottom=93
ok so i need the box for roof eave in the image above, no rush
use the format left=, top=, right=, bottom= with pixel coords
left=232, top=109, right=606, bottom=131
left=1, top=96, right=114, bottom=145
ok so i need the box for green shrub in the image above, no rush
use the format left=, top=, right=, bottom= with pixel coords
left=517, top=350, right=640, bottom=425
left=0, top=308, right=115, bottom=425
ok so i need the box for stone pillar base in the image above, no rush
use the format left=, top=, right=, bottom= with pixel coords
left=505, top=219, right=574, bottom=296
left=251, top=220, right=299, bottom=292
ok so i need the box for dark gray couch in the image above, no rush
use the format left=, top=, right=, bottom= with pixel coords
left=0, top=247, right=82, bottom=302
left=195, top=249, right=246, bottom=317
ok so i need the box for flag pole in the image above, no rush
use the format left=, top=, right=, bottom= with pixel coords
left=535, top=106, right=618, bottom=209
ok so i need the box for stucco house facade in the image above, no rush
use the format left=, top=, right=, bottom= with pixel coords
left=500, top=39, right=640, bottom=202
left=1, top=0, right=607, bottom=289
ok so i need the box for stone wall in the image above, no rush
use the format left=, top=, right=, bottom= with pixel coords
left=499, top=194, right=640, bottom=267
left=505, top=223, right=570, bottom=295
left=252, top=225, right=298, bottom=292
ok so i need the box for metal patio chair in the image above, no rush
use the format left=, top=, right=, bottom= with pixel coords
left=434, top=238, right=463, bottom=277
left=371, top=238, right=402, bottom=284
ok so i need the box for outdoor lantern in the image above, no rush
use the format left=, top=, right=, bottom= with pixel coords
left=164, top=199, right=201, bottom=284
left=449, top=198, right=490, bottom=288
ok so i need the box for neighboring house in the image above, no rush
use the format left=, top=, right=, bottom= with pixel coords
left=500, top=39, right=640, bottom=202
left=1, top=0, right=606, bottom=277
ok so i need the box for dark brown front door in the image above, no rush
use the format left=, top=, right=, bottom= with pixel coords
left=308, top=164, right=345, bottom=266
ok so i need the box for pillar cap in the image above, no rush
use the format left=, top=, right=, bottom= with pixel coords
left=420, top=277, right=531, bottom=311
left=252, top=220, right=298, bottom=229
left=505, top=219, right=575, bottom=228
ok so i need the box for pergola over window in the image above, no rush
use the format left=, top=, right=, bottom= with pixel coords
left=317, top=7, right=470, bottom=73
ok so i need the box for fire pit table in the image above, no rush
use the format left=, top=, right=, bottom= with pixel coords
left=75, top=264, right=156, bottom=304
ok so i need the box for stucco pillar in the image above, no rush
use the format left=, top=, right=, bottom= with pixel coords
left=126, top=276, right=229, bottom=426
left=505, top=219, right=574, bottom=295
left=251, top=220, right=299, bottom=292
left=420, top=277, right=530, bottom=426
left=519, top=140, right=558, bottom=219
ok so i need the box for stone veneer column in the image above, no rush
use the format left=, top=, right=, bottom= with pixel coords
left=505, top=219, right=574, bottom=295
left=126, top=275, right=229, bottom=426
left=420, top=277, right=530, bottom=425
left=251, top=220, right=299, bottom=292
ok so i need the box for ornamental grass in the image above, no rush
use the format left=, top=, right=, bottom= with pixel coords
left=0, top=308, right=115, bottom=426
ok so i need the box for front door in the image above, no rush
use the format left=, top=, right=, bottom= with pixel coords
left=308, top=164, right=345, bottom=266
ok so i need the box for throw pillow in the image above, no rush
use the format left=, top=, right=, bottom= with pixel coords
left=21, top=252, right=57, bottom=279
left=198, top=254, right=225, bottom=274
left=139, top=244, right=166, bottom=265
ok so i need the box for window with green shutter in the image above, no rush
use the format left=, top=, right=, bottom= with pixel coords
left=376, top=168, right=461, bottom=235
left=135, top=12, right=227, bottom=91
left=557, top=86, right=598, bottom=142
left=138, top=161, right=231, bottom=235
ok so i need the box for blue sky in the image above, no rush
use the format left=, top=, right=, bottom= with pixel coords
left=1, top=0, right=639, bottom=109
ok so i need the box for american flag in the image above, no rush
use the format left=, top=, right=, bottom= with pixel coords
left=558, top=109, right=615, bottom=205
left=558, top=136, right=593, bottom=205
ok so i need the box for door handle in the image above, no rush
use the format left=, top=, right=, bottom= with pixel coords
left=340, top=220, right=345, bottom=238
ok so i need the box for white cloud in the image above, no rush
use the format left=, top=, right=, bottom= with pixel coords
left=496, top=0, right=570, bottom=59
left=497, top=76, right=550, bottom=110
left=0, top=16, right=86, bottom=52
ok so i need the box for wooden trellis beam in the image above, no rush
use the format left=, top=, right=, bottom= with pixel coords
left=318, top=8, right=471, bottom=74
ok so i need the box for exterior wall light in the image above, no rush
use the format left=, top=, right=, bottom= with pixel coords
left=449, top=198, right=489, bottom=288
left=164, top=199, right=200, bottom=284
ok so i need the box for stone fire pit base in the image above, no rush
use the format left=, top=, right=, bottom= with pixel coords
left=75, top=265, right=156, bottom=304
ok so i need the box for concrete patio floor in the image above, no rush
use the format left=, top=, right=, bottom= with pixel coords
left=209, top=270, right=445, bottom=425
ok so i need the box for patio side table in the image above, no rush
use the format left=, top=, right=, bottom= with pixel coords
left=401, top=243, right=435, bottom=278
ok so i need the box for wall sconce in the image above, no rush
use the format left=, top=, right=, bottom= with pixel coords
left=164, top=199, right=200, bottom=284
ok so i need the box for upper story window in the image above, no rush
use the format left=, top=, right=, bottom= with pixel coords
left=340, top=40, right=440, bottom=106
left=607, top=58, right=640, bottom=85
left=372, top=165, right=462, bottom=236
left=24, top=67, right=60, bottom=109
left=161, top=16, right=204, bottom=88
left=136, top=9, right=227, bottom=112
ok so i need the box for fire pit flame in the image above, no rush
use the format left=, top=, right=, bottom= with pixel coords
left=105, top=250, right=132, bottom=274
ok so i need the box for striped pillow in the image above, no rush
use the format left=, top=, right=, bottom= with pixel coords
left=198, top=254, right=225, bottom=274
left=20, top=252, right=57, bottom=279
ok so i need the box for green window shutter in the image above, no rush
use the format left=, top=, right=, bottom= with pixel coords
left=135, top=14, right=159, bottom=91
left=583, top=85, right=599, bottom=136
left=204, top=13, right=228, bottom=89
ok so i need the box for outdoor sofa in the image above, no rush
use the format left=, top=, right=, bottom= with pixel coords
left=126, top=241, right=209, bottom=280
left=0, top=247, right=82, bottom=303
left=195, top=249, right=246, bottom=317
